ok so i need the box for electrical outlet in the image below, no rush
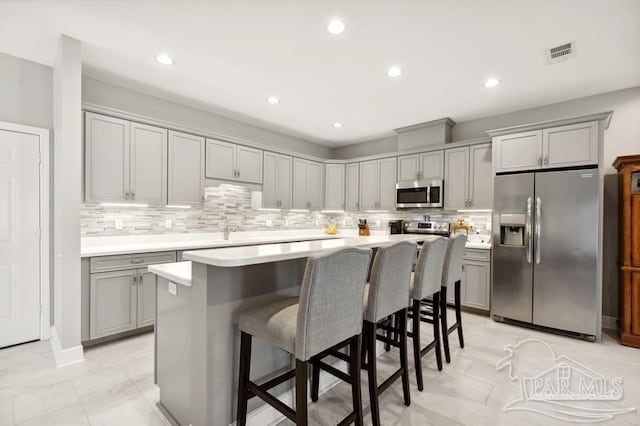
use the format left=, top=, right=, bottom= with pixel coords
left=284, top=219, right=289, bottom=226
left=315, top=220, right=319, bottom=226
left=165, top=219, right=172, bottom=229
left=115, top=219, right=124, bottom=230
left=375, top=220, right=381, bottom=227
left=342, top=219, right=346, bottom=226
left=168, top=282, right=177, bottom=296
left=266, top=219, right=273, bottom=227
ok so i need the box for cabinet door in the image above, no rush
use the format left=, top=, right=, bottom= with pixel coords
left=90, top=270, right=137, bottom=339
left=469, top=144, right=493, bottom=209
left=461, top=261, right=491, bottom=311
left=276, top=154, right=293, bottom=209
left=137, top=269, right=156, bottom=328
left=359, top=160, right=379, bottom=210
left=262, top=152, right=278, bottom=209
left=420, top=150, right=444, bottom=181
left=494, top=130, right=542, bottom=173
left=325, top=164, right=345, bottom=210
left=378, top=157, right=397, bottom=210
left=236, top=145, right=263, bottom=183
left=397, top=154, right=420, bottom=181
left=292, top=158, right=307, bottom=210
left=205, top=139, right=235, bottom=180
left=85, top=113, right=130, bottom=203
left=444, top=147, right=470, bottom=210
left=543, top=121, right=597, bottom=168
left=345, top=163, right=359, bottom=211
left=168, top=131, right=204, bottom=206
left=306, top=161, right=324, bottom=210
left=130, top=123, right=167, bottom=206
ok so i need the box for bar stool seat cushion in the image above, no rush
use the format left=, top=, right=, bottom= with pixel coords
left=238, top=297, right=299, bottom=354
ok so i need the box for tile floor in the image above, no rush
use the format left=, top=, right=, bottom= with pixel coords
left=1, top=312, right=638, bottom=425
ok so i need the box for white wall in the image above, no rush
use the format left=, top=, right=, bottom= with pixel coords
left=0, top=52, right=52, bottom=129
left=82, top=77, right=332, bottom=159
left=52, top=36, right=83, bottom=363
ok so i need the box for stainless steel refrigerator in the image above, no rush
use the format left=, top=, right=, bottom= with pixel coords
left=491, top=168, right=599, bottom=339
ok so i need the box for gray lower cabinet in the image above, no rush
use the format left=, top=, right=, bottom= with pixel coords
left=447, top=248, right=491, bottom=312
left=137, top=268, right=157, bottom=328
left=90, top=270, right=137, bottom=339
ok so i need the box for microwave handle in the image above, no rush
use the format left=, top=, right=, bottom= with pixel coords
left=426, top=186, right=431, bottom=204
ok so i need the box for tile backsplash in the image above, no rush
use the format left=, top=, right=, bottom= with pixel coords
left=81, top=183, right=492, bottom=236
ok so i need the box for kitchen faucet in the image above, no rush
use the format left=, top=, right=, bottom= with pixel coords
left=223, top=225, right=237, bottom=240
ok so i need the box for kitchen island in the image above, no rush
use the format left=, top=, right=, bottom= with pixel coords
left=149, top=234, right=435, bottom=426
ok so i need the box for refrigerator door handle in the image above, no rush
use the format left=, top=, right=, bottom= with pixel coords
left=535, top=197, right=542, bottom=264
left=526, top=197, right=533, bottom=263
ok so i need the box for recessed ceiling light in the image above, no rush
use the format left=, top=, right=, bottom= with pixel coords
left=327, top=19, right=346, bottom=35
left=155, top=53, right=174, bottom=65
left=483, top=78, right=500, bottom=88
left=387, top=66, right=403, bottom=78
left=333, top=122, right=343, bottom=128
left=267, top=96, right=279, bottom=105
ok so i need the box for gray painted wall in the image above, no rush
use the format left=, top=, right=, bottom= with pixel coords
left=82, top=77, right=332, bottom=159
left=0, top=52, right=52, bottom=129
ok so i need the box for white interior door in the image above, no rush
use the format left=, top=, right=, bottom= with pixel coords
left=0, top=129, right=41, bottom=348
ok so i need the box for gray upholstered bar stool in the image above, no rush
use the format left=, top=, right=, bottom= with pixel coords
left=236, top=247, right=372, bottom=426
left=310, top=241, right=416, bottom=426
left=407, top=236, right=448, bottom=391
left=439, top=233, right=468, bottom=363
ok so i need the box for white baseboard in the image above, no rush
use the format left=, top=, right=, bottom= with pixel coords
left=602, top=315, right=618, bottom=331
left=50, top=326, right=85, bottom=368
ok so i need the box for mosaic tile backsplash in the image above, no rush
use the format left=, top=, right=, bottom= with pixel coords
left=81, top=183, right=492, bottom=236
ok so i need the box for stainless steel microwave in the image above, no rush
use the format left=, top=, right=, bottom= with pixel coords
left=396, top=180, right=444, bottom=208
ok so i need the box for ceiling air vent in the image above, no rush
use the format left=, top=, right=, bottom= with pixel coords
left=547, top=41, right=575, bottom=64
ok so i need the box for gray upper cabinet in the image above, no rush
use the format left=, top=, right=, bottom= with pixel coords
left=130, top=122, right=168, bottom=206
left=468, top=144, right=493, bottom=209
left=444, top=147, right=470, bottom=210
left=293, top=158, right=324, bottom=210
left=324, top=163, right=345, bottom=211
left=542, top=121, right=597, bottom=169
left=168, top=131, right=205, bottom=206
left=90, top=269, right=137, bottom=339
left=397, top=150, right=444, bottom=181
left=206, top=139, right=263, bottom=183
left=85, top=113, right=130, bottom=204
left=493, top=130, right=542, bottom=173
left=345, top=163, right=359, bottom=211
left=359, top=157, right=397, bottom=211
left=85, top=113, right=167, bottom=206
left=445, top=144, right=493, bottom=210
left=263, top=152, right=292, bottom=209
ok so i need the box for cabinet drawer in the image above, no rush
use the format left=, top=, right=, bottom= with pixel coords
left=463, top=248, right=490, bottom=262
left=90, top=251, right=177, bottom=273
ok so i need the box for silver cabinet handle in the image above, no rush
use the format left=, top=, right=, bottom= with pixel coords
left=535, top=197, right=542, bottom=264
left=543, top=156, right=549, bottom=166
left=130, top=258, right=144, bottom=264
left=133, top=274, right=137, bottom=284
left=124, top=190, right=129, bottom=200
left=538, top=156, right=543, bottom=167
left=131, top=191, right=135, bottom=200
left=526, top=197, right=532, bottom=263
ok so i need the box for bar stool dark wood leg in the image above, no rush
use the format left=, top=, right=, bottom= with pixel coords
left=310, top=360, right=320, bottom=402
left=384, top=315, right=392, bottom=352
left=411, top=300, right=424, bottom=391
left=349, top=335, right=364, bottom=426
left=236, top=332, right=252, bottom=426
left=364, top=321, right=380, bottom=426
left=440, top=286, right=451, bottom=363
left=432, top=293, right=443, bottom=371
left=454, top=280, right=464, bottom=348
left=398, top=309, right=410, bottom=407
left=295, top=359, right=308, bottom=425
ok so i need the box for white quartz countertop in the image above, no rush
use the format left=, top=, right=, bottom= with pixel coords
left=81, top=230, right=348, bottom=257
left=148, top=261, right=192, bottom=287
left=183, top=234, right=438, bottom=267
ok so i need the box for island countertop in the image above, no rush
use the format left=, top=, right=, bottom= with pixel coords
left=182, top=234, right=437, bottom=267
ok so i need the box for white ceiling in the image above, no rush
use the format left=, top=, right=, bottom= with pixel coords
left=1, top=0, right=639, bottom=147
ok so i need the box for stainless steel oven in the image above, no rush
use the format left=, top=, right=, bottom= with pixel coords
left=396, top=180, right=443, bottom=208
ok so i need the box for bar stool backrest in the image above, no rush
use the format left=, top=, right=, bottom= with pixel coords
left=296, top=247, right=372, bottom=361
left=441, top=234, right=467, bottom=288
left=365, top=241, right=417, bottom=323
left=413, top=237, right=447, bottom=300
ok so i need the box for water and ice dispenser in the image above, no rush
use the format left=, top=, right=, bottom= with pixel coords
left=499, top=213, right=526, bottom=247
